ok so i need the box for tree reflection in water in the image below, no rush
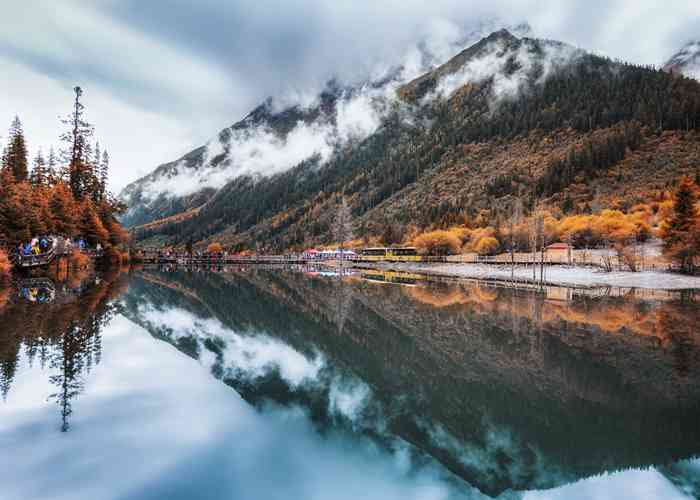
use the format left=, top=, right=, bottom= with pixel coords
left=2, top=264, right=699, bottom=497
left=0, top=269, right=129, bottom=431
left=122, top=267, right=700, bottom=496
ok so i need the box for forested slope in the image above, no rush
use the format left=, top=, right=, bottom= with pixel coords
left=128, top=30, right=700, bottom=251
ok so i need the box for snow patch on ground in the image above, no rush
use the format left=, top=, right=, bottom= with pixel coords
left=359, top=262, right=700, bottom=290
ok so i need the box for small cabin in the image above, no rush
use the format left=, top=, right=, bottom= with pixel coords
left=546, top=242, right=572, bottom=264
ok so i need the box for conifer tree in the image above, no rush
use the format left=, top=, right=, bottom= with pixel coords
left=46, top=147, right=59, bottom=185
left=49, top=182, right=79, bottom=237
left=4, top=116, right=28, bottom=182
left=98, top=201, right=128, bottom=246
left=30, top=149, right=47, bottom=187
left=93, top=142, right=101, bottom=175
left=661, top=176, right=700, bottom=273
left=79, top=201, right=109, bottom=246
left=60, top=87, right=94, bottom=199
left=99, top=150, right=109, bottom=199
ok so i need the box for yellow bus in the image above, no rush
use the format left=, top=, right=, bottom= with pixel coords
left=360, top=269, right=425, bottom=285
left=359, top=247, right=421, bottom=262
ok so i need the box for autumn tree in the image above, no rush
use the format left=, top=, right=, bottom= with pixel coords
left=49, top=182, right=79, bottom=237
left=0, top=172, right=30, bottom=242
left=660, top=176, right=700, bottom=273
left=79, top=201, right=109, bottom=246
left=0, top=86, right=128, bottom=261
left=207, top=242, right=223, bottom=254
left=413, top=230, right=461, bottom=256
left=98, top=201, right=129, bottom=247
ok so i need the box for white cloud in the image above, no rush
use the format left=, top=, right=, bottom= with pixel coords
left=137, top=84, right=396, bottom=200
left=427, top=38, right=582, bottom=106
left=0, top=314, right=474, bottom=500
left=1, top=0, right=699, bottom=192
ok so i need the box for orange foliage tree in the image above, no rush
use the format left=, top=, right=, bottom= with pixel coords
left=0, top=93, right=129, bottom=268
left=413, top=230, right=461, bottom=256
left=207, top=242, right=224, bottom=254
left=660, top=176, right=700, bottom=273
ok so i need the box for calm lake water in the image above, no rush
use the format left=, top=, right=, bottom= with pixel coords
left=1, top=266, right=699, bottom=500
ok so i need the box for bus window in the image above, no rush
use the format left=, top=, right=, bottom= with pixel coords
left=362, top=248, right=388, bottom=257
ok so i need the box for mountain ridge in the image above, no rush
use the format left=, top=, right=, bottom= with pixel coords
left=122, top=30, right=700, bottom=251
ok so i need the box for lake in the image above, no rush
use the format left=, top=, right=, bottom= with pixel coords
left=1, top=266, right=699, bottom=500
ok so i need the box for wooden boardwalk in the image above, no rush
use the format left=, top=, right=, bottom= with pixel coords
left=13, top=237, right=104, bottom=269
left=138, top=254, right=313, bottom=265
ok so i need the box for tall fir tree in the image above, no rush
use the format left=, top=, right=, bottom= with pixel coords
left=48, top=182, right=79, bottom=237
left=99, top=150, right=109, bottom=199
left=46, top=146, right=59, bottom=185
left=4, top=116, right=29, bottom=182
left=60, top=87, right=94, bottom=199
left=30, top=148, right=47, bottom=187
left=92, top=141, right=101, bottom=199
left=79, top=200, right=109, bottom=245
left=661, top=176, right=700, bottom=273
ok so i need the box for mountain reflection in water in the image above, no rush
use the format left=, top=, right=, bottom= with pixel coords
left=1, top=266, right=699, bottom=500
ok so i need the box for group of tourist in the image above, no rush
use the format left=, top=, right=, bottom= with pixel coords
left=18, top=236, right=56, bottom=257
left=16, top=236, right=98, bottom=258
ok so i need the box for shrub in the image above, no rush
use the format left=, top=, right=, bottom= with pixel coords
left=413, top=230, right=462, bottom=256
left=447, top=226, right=471, bottom=244
left=207, top=242, right=223, bottom=254
left=473, top=236, right=500, bottom=255
left=0, top=249, right=12, bottom=281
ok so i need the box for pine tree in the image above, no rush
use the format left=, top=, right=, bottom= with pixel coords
left=49, top=182, right=79, bottom=237
left=661, top=176, right=700, bottom=273
left=30, top=149, right=47, bottom=187
left=46, top=147, right=59, bottom=185
left=0, top=182, right=31, bottom=243
left=93, top=141, right=101, bottom=173
left=4, top=116, right=29, bottom=182
left=60, top=87, right=94, bottom=199
left=99, top=150, right=109, bottom=199
left=79, top=201, right=109, bottom=246
left=91, top=141, right=101, bottom=201
left=98, top=201, right=129, bottom=247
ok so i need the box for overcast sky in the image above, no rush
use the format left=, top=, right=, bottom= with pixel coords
left=1, top=0, right=699, bottom=191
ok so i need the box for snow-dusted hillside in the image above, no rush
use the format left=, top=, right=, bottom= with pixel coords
left=121, top=29, right=700, bottom=249
left=664, top=40, right=700, bottom=80
left=119, top=27, right=578, bottom=228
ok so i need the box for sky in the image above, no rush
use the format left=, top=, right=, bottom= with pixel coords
left=1, top=1, right=699, bottom=192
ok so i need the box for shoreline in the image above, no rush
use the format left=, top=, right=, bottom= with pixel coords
left=349, top=261, right=700, bottom=291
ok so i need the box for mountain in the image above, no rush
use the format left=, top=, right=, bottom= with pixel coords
left=122, top=30, right=700, bottom=250
left=664, top=40, right=700, bottom=80
left=119, top=81, right=361, bottom=227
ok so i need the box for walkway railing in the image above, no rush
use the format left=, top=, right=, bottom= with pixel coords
left=13, top=239, right=104, bottom=269
left=16, top=248, right=56, bottom=268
